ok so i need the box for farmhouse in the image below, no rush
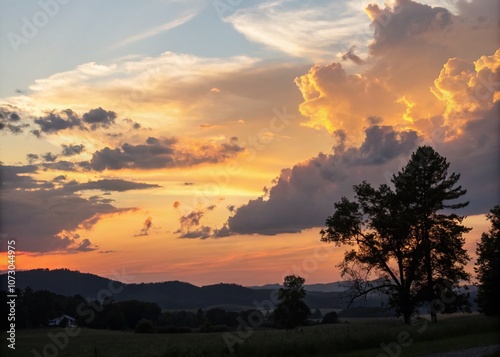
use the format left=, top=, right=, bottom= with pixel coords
left=47, top=314, right=77, bottom=327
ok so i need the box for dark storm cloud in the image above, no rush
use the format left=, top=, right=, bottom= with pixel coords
left=356, top=125, right=420, bottom=165
left=0, top=185, right=134, bottom=253
left=61, top=144, right=85, bottom=156
left=87, top=137, right=244, bottom=171
left=82, top=107, right=117, bottom=129
left=215, top=125, right=420, bottom=237
left=367, top=0, right=452, bottom=56
left=435, top=102, right=500, bottom=215
left=64, top=179, right=161, bottom=192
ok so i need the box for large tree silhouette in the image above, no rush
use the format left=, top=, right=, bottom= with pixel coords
left=475, top=205, right=500, bottom=316
left=321, top=146, right=470, bottom=324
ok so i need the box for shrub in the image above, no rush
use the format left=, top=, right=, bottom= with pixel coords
left=135, top=318, right=154, bottom=333
left=321, top=311, right=339, bottom=324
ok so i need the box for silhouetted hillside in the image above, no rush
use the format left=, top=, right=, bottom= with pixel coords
left=0, top=269, right=346, bottom=310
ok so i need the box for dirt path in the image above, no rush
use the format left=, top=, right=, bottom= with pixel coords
left=421, top=344, right=500, bottom=357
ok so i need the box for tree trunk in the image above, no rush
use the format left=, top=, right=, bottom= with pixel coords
left=403, top=311, right=412, bottom=325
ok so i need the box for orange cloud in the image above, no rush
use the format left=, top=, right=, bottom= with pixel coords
left=432, top=49, right=500, bottom=134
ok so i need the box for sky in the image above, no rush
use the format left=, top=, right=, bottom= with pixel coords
left=0, top=0, right=498, bottom=286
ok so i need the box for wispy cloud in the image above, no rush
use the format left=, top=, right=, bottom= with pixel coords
left=113, top=12, right=197, bottom=49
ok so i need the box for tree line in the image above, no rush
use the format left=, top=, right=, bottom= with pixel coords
left=0, top=282, right=337, bottom=333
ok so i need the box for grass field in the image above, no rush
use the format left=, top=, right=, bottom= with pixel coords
left=7, top=314, right=500, bottom=357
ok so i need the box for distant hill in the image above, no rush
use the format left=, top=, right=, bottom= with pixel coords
left=1, top=269, right=476, bottom=313
left=0, top=269, right=349, bottom=310
left=248, top=282, right=348, bottom=293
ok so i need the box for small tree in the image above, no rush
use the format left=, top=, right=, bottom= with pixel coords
left=274, top=275, right=311, bottom=329
left=321, top=311, right=339, bottom=324
left=475, top=205, right=500, bottom=316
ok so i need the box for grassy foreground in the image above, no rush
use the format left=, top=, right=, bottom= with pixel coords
left=7, top=314, right=500, bottom=357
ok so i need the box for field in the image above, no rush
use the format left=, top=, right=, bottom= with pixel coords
left=9, top=314, right=500, bottom=357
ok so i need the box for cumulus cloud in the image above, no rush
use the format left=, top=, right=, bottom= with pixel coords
left=295, top=0, right=500, bottom=145
left=30, top=107, right=117, bottom=136
left=33, top=110, right=82, bottom=135
left=432, top=49, right=500, bottom=133
left=82, top=107, right=116, bottom=129
left=295, top=62, right=404, bottom=140
left=86, top=136, right=244, bottom=171
left=61, top=144, right=86, bottom=157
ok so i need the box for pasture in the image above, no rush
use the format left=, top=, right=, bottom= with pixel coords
left=12, top=314, right=500, bottom=357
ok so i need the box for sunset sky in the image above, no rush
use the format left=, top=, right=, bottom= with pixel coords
left=0, top=0, right=498, bottom=286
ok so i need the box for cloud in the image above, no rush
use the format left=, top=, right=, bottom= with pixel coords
left=82, top=107, right=117, bottom=129
left=42, top=152, right=58, bottom=162
left=135, top=217, right=153, bottom=236
left=71, top=238, right=97, bottom=253
left=294, top=0, right=500, bottom=145
left=61, top=144, right=85, bottom=156
left=26, top=153, right=39, bottom=164
left=33, top=110, right=81, bottom=135
left=174, top=207, right=229, bottom=239
left=86, top=136, right=244, bottom=171
left=112, top=11, right=197, bottom=49
left=341, top=46, right=365, bottom=65
left=216, top=102, right=499, bottom=237
left=30, top=107, right=118, bottom=136
left=365, top=0, right=452, bottom=56
left=432, top=49, right=500, bottom=133
left=64, top=179, right=161, bottom=192
left=52, top=175, right=67, bottom=182
left=211, top=125, right=421, bottom=237
left=0, top=107, right=25, bottom=134
left=0, top=184, right=135, bottom=253
left=226, top=0, right=368, bottom=60
left=295, top=62, right=404, bottom=141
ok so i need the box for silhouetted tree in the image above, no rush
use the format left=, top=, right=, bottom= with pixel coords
left=274, top=275, right=311, bottom=329
left=475, top=205, right=500, bottom=316
left=321, top=146, right=471, bottom=324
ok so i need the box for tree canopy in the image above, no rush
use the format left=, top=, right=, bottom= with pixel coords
left=321, top=146, right=471, bottom=324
